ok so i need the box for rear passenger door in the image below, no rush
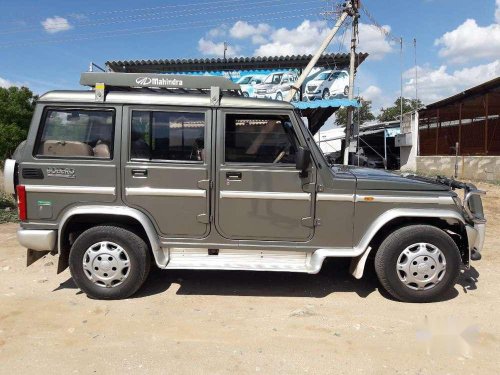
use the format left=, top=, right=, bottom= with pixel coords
left=122, top=106, right=211, bottom=238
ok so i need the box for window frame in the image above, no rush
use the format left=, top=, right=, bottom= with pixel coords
left=222, top=110, right=302, bottom=167
left=33, top=106, right=116, bottom=160
left=128, top=107, right=207, bottom=165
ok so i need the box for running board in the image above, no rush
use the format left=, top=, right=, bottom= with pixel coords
left=165, top=248, right=313, bottom=273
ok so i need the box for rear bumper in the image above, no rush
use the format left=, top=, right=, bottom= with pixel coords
left=17, top=229, right=57, bottom=252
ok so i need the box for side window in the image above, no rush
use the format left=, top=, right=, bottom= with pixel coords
left=130, top=110, right=205, bottom=162
left=36, top=108, right=115, bottom=158
left=225, top=114, right=299, bottom=164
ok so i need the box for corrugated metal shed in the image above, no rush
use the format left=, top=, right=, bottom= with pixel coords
left=106, top=53, right=368, bottom=73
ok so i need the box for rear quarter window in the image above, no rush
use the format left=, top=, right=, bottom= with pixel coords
left=35, top=108, right=115, bottom=159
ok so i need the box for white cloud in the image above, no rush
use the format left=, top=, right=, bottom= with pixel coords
left=41, top=16, right=73, bottom=34
left=207, top=25, right=227, bottom=39
left=230, top=21, right=271, bottom=44
left=350, top=24, right=394, bottom=60
left=435, top=19, right=500, bottom=64
left=197, top=38, right=240, bottom=57
left=0, top=76, right=14, bottom=88
left=403, top=61, right=500, bottom=104
left=254, top=20, right=331, bottom=56
left=360, top=85, right=392, bottom=114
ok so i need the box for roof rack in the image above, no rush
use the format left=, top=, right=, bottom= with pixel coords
left=80, top=72, right=241, bottom=104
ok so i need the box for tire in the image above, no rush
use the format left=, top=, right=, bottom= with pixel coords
left=374, top=225, right=461, bottom=303
left=243, top=91, right=249, bottom=97
left=275, top=92, right=283, bottom=101
left=69, top=225, right=151, bottom=300
left=322, top=89, right=330, bottom=100
left=343, top=86, right=349, bottom=96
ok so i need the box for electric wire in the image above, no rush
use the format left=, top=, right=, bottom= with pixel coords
left=0, top=10, right=320, bottom=48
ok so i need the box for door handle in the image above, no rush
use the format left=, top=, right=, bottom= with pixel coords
left=131, top=169, right=148, bottom=178
left=226, top=171, right=242, bottom=181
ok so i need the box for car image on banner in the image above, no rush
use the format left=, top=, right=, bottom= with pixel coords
left=304, top=70, right=349, bottom=100
left=253, top=71, right=299, bottom=101
left=236, top=74, right=266, bottom=97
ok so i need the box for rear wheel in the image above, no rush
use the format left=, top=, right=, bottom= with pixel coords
left=275, top=92, right=283, bottom=101
left=374, top=225, right=461, bottom=303
left=69, top=225, right=151, bottom=300
left=343, top=86, right=349, bottom=96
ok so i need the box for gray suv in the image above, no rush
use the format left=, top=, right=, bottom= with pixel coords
left=3, top=72, right=486, bottom=302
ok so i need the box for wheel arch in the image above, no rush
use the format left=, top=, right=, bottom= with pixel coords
left=57, top=206, right=164, bottom=274
left=349, top=208, right=468, bottom=279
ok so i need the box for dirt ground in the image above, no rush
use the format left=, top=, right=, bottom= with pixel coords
left=0, top=182, right=499, bottom=374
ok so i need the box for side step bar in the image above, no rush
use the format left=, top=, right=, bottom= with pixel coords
left=165, top=248, right=313, bottom=273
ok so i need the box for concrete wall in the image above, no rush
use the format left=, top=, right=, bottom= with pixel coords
left=417, top=156, right=500, bottom=181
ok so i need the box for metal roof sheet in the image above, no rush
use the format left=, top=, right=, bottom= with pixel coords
left=106, top=53, right=368, bottom=73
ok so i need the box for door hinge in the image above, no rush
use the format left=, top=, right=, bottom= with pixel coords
left=197, top=179, right=211, bottom=190
left=197, top=213, right=210, bottom=224
left=302, top=183, right=316, bottom=193
left=301, top=217, right=321, bottom=228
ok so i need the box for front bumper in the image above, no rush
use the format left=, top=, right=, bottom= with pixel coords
left=466, top=222, right=486, bottom=255
left=17, top=229, right=57, bottom=252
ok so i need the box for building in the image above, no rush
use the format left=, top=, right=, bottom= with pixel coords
left=413, top=77, right=500, bottom=180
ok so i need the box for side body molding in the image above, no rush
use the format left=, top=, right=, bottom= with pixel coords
left=58, top=206, right=165, bottom=267
left=308, top=208, right=466, bottom=274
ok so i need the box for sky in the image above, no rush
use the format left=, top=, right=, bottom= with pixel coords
left=0, top=0, right=499, bottom=116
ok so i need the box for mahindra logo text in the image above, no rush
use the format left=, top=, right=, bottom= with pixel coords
left=47, top=167, right=75, bottom=179
left=135, top=77, right=183, bottom=87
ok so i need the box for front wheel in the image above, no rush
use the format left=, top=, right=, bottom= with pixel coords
left=69, top=225, right=151, bottom=300
left=275, top=92, right=283, bottom=101
left=374, top=225, right=461, bottom=303
left=343, top=86, right=349, bottom=96
left=322, top=88, right=330, bottom=99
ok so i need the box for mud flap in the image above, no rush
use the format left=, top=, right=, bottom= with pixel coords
left=349, top=247, right=372, bottom=279
left=27, top=249, right=50, bottom=266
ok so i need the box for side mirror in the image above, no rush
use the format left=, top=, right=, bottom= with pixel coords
left=296, top=146, right=311, bottom=176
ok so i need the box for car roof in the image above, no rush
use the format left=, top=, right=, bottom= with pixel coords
left=37, top=90, right=296, bottom=110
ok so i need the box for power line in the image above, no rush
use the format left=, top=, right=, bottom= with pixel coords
left=0, top=10, right=320, bottom=48
left=0, top=0, right=256, bottom=25
left=0, top=0, right=322, bottom=35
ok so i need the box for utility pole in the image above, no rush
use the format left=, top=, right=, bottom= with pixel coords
left=286, top=1, right=356, bottom=102
left=223, top=42, right=228, bottom=60
left=413, top=38, right=418, bottom=108
left=342, top=2, right=359, bottom=165
left=399, top=37, right=403, bottom=126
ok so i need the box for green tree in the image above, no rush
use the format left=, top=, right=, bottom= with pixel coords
left=334, top=98, right=376, bottom=127
left=0, top=86, right=37, bottom=160
left=377, top=97, right=423, bottom=122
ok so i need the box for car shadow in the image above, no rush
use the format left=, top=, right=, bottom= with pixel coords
left=53, top=260, right=479, bottom=302
left=136, top=258, right=378, bottom=299
left=457, top=265, right=480, bottom=293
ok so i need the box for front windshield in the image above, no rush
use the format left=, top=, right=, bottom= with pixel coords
left=264, top=73, right=283, bottom=84
left=237, top=76, right=252, bottom=84
left=316, top=72, right=331, bottom=80
left=331, top=72, right=341, bottom=79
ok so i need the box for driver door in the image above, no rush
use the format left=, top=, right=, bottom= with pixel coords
left=215, top=109, right=315, bottom=241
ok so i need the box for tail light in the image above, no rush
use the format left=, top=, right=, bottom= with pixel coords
left=16, top=185, right=27, bottom=221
